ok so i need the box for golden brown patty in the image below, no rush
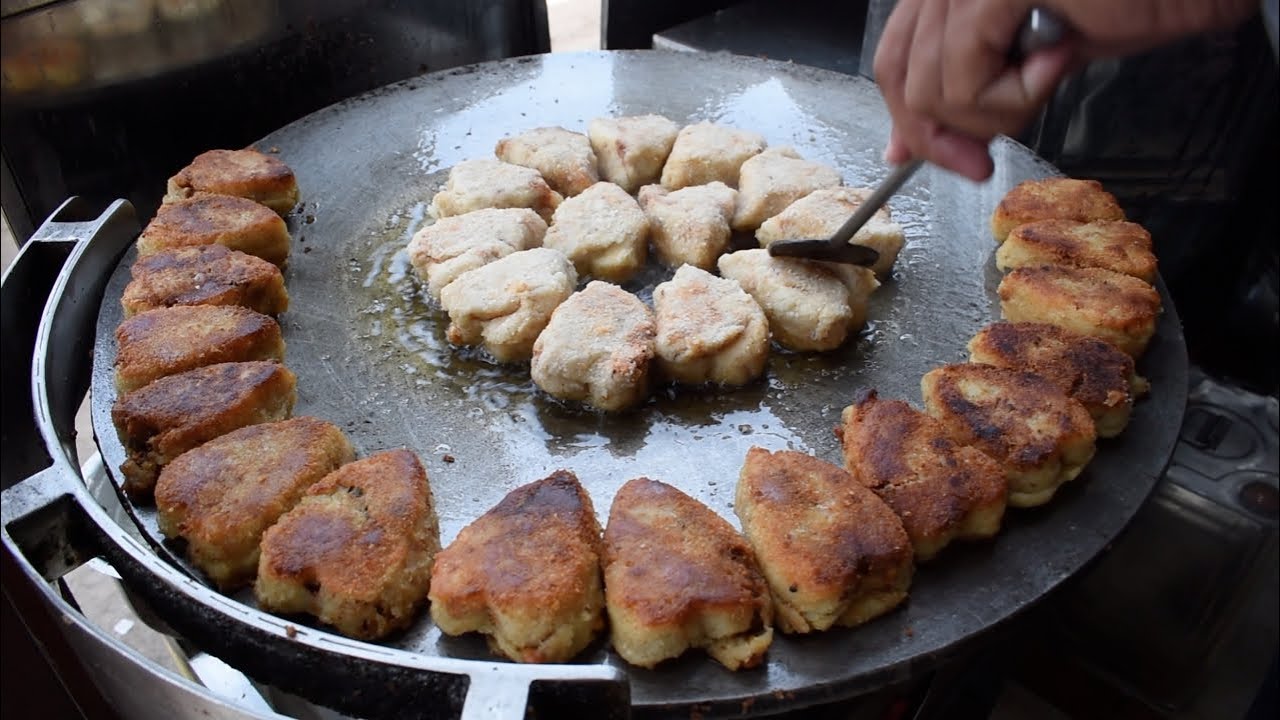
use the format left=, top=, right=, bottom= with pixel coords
left=165, top=148, right=300, bottom=216
left=121, top=245, right=288, bottom=317
left=998, top=264, right=1162, bottom=358
left=921, top=363, right=1096, bottom=508
left=138, top=193, right=291, bottom=267
left=112, top=361, right=297, bottom=499
left=990, top=178, right=1125, bottom=242
left=837, top=390, right=1007, bottom=561
left=603, top=477, right=773, bottom=670
left=428, top=470, right=605, bottom=663
left=114, top=305, right=284, bottom=393
left=255, top=449, right=441, bottom=640
left=968, top=322, right=1149, bottom=438
left=154, top=417, right=354, bottom=590
left=735, top=447, right=914, bottom=633
left=997, top=219, right=1157, bottom=282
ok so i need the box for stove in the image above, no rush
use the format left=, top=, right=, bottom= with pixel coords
left=1031, top=368, right=1279, bottom=719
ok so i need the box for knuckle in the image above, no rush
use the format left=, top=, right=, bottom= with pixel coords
left=903, top=85, right=932, bottom=114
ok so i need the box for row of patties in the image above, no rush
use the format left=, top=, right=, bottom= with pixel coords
left=110, top=149, right=444, bottom=640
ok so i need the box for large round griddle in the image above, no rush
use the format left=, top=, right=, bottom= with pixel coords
left=90, top=51, right=1188, bottom=716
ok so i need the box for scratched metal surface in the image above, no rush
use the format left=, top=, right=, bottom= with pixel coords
left=91, top=51, right=1188, bottom=716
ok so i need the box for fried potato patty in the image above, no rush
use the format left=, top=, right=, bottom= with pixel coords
left=165, top=148, right=299, bottom=216
left=718, top=248, right=879, bottom=352
left=638, top=182, right=738, bottom=271
left=588, top=114, right=680, bottom=193
left=837, top=390, right=1007, bottom=561
left=155, top=417, right=354, bottom=589
left=921, top=363, right=1096, bottom=508
left=114, top=305, right=284, bottom=393
left=541, top=181, right=649, bottom=282
left=997, top=219, right=1157, bottom=282
left=112, top=360, right=297, bottom=498
left=968, top=322, right=1149, bottom=438
left=121, top=245, right=288, bottom=317
left=731, top=146, right=842, bottom=232
left=735, top=447, right=914, bottom=633
left=138, top=193, right=291, bottom=267
left=660, top=121, right=766, bottom=190
left=756, top=187, right=905, bottom=277
left=531, top=281, right=657, bottom=412
left=429, top=159, right=563, bottom=223
left=998, top=264, right=1162, bottom=358
left=652, top=265, right=769, bottom=386
left=603, top=477, right=773, bottom=670
left=440, top=247, right=578, bottom=363
left=495, top=126, right=599, bottom=197
left=429, top=470, right=605, bottom=663
left=990, top=177, right=1125, bottom=243
left=256, top=449, right=441, bottom=640
left=406, top=207, right=547, bottom=300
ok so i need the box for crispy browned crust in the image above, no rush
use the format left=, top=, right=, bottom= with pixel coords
left=998, top=264, right=1162, bottom=357
left=968, top=322, right=1143, bottom=438
left=154, top=417, right=354, bottom=590
left=997, top=219, right=1157, bottom=282
left=114, top=305, right=285, bottom=393
left=112, top=361, right=297, bottom=499
left=138, top=193, right=291, bottom=266
left=920, top=363, right=1096, bottom=507
left=428, top=470, right=605, bottom=663
left=990, top=178, right=1125, bottom=242
left=735, top=447, right=914, bottom=632
left=122, top=245, right=288, bottom=317
left=603, top=477, right=773, bottom=669
left=256, top=449, right=441, bottom=640
left=837, top=392, right=1007, bottom=562
left=165, top=148, right=299, bottom=215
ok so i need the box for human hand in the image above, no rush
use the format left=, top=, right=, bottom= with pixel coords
left=873, top=0, right=1260, bottom=181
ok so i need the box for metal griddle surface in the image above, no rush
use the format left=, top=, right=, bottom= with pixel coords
left=90, top=51, right=1188, bottom=715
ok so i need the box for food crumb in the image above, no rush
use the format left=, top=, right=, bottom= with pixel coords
left=443, top=454, right=455, bottom=463
left=904, top=626, right=915, bottom=637
left=285, top=625, right=298, bottom=639
left=269, top=147, right=280, bottom=154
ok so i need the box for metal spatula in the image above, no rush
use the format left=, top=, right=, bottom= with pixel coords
left=767, top=7, right=1068, bottom=265
left=767, top=159, right=922, bottom=265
